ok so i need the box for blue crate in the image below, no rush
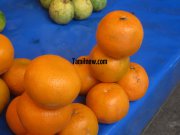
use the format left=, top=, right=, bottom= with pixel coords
left=0, top=0, right=180, bottom=135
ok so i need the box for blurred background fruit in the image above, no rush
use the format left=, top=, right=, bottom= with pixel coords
left=49, top=0, right=74, bottom=24
left=59, top=103, right=99, bottom=135
left=90, top=0, right=107, bottom=12
left=40, top=0, right=107, bottom=24
left=118, top=62, right=149, bottom=101
left=0, top=34, right=14, bottom=75
left=0, top=79, right=10, bottom=114
left=0, top=11, right=6, bottom=32
left=40, top=0, right=52, bottom=9
left=3, top=58, right=31, bottom=96
left=72, top=0, right=93, bottom=20
left=86, top=83, right=129, bottom=124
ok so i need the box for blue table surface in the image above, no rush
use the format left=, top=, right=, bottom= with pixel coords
left=0, top=0, right=180, bottom=135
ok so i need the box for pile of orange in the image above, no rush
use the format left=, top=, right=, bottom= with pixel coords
left=78, top=10, right=149, bottom=124
left=5, top=54, right=99, bottom=135
left=0, top=10, right=149, bottom=135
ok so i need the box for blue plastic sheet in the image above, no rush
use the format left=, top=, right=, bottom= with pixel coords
left=0, top=0, right=180, bottom=135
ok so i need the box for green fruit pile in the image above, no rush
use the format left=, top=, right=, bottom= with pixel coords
left=40, top=0, right=107, bottom=24
left=0, top=11, right=6, bottom=32
left=91, top=0, right=107, bottom=11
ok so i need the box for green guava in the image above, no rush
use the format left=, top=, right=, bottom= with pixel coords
left=90, top=0, right=107, bottom=11
left=40, top=0, right=52, bottom=9
left=72, top=0, right=93, bottom=20
left=49, top=0, right=74, bottom=24
left=0, top=11, right=6, bottom=32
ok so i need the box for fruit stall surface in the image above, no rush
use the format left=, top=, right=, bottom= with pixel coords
left=0, top=0, right=180, bottom=135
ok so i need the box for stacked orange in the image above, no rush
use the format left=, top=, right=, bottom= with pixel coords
left=75, top=10, right=149, bottom=124
left=0, top=35, right=98, bottom=134
left=5, top=54, right=99, bottom=135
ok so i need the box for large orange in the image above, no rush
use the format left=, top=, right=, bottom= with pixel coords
left=6, top=97, right=27, bottom=135
left=59, top=103, right=99, bottom=135
left=118, top=62, right=149, bottom=101
left=17, top=93, right=72, bottom=135
left=3, top=58, right=31, bottom=96
left=96, top=10, right=144, bottom=59
left=0, top=79, right=10, bottom=113
left=89, top=46, right=129, bottom=82
left=74, top=56, right=99, bottom=95
left=0, top=34, right=14, bottom=74
left=86, top=83, right=129, bottom=124
left=24, top=54, right=81, bottom=109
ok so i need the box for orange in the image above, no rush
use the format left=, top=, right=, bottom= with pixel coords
left=24, top=54, right=81, bottom=109
left=0, top=34, right=14, bottom=74
left=89, top=46, right=129, bottom=82
left=118, top=62, right=149, bottom=101
left=0, top=79, right=10, bottom=113
left=86, top=83, right=129, bottom=124
left=17, top=93, right=72, bottom=135
left=96, top=10, right=144, bottom=59
left=74, top=56, right=99, bottom=95
left=59, top=103, right=99, bottom=135
left=3, top=58, right=31, bottom=96
left=6, top=97, right=27, bottom=135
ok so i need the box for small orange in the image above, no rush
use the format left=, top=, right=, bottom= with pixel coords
left=24, top=54, right=81, bottom=109
left=6, top=97, right=27, bottom=135
left=59, top=103, right=99, bottom=135
left=89, top=46, right=129, bottom=82
left=86, top=83, right=129, bottom=124
left=0, top=34, right=14, bottom=74
left=3, top=58, right=31, bottom=96
left=17, top=93, right=72, bottom=135
left=0, top=78, right=10, bottom=113
left=96, top=10, right=144, bottom=59
left=74, top=56, right=99, bottom=95
left=118, top=62, right=149, bottom=101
